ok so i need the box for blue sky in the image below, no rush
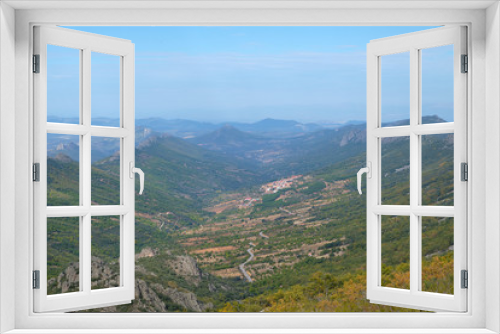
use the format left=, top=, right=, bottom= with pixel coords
left=49, top=26, right=453, bottom=124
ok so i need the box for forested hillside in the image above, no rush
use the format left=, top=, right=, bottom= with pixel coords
left=46, top=116, right=455, bottom=312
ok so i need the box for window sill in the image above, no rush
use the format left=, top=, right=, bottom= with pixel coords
left=4, top=330, right=498, bottom=334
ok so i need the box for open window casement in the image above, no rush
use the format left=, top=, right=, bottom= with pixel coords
left=33, top=26, right=141, bottom=312
left=362, top=26, right=467, bottom=312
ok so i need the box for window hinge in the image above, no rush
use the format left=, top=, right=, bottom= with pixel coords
left=33, top=270, right=40, bottom=289
left=33, top=54, right=40, bottom=73
left=461, top=270, right=468, bottom=289
left=33, top=163, right=40, bottom=182
left=461, top=162, right=468, bottom=182
left=461, top=54, right=468, bottom=73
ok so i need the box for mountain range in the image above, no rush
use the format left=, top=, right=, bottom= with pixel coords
left=47, top=116, right=362, bottom=138
left=47, top=117, right=366, bottom=164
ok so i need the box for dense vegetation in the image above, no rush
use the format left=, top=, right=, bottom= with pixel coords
left=220, top=253, right=453, bottom=312
left=46, top=117, right=456, bottom=312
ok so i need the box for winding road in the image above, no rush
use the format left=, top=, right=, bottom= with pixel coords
left=238, top=248, right=255, bottom=283
left=239, top=231, right=269, bottom=283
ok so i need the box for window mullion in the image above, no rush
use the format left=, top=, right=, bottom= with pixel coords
left=78, top=48, right=84, bottom=293
left=409, top=47, right=420, bottom=294
left=81, top=47, right=92, bottom=294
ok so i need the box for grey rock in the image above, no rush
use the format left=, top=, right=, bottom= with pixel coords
left=167, top=255, right=202, bottom=286
left=151, top=283, right=213, bottom=312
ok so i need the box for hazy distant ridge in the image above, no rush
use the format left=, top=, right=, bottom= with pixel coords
left=47, top=116, right=364, bottom=138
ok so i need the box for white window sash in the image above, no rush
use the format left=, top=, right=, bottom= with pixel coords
left=366, top=26, right=468, bottom=312
left=32, top=25, right=136, bottom=313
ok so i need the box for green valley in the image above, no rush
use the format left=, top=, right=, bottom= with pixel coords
left=45, top=117, right=455, bottom=312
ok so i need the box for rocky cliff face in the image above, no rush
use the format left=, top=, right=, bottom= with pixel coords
left=47, top=257, right=120, bottom=294
left=86, top=278, right=212, bottom=313
left=91, top=256, right=120, bottom=288
left=47, top=262, right=79, bottom=294
left=135, top=247, right=158, bottom=259
left=167, top=255, right=203, bottom=286
left=150, top=283, right=213, bottom=312
left=49, top=254, right=215, bottom=313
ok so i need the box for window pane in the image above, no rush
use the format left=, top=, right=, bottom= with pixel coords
left=381, top=52, right=410, bottom=126
left=381, top=137, right=410, bottom=205
left=91, top=52, right=121, bottom=127
left=381, top=215, right=410, bottom=290
left=47, top=217, right=80, bottom=295
left=421, top=134, right=454, bottom=206
left=91, top=216, right=121, bottom=290
left=47, top=45, right=80, bottom=124
left=421, top=45, right=454, bottom=124
left=91, top=137, right=121, bottom=205
left=47, top=133, right=80, bottom=206
left=421, top=217, right=454, bottom=294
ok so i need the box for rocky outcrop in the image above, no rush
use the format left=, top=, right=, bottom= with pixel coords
left=50, top=255, right=216, bottom=313
left=88, top=279, right=167, bottom=313
left=48, top=257, right=119, bottom=294
left=83, top=279, right=212, bottom=313
left=167, top=255, right=203, bottom=286
left=133, top=279, right=168, bottom=312
left=56, top=142, right=78, bottom=152
left=135, top=247, right=158, bottom=259
left=48, top=262, right=79, bottom=294
left=151, top=283, right=213, bottom=312
left=91, top=256, right=120, bottom=289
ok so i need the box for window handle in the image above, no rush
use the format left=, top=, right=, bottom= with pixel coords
left=129, top=162, right=145, bottom=195
left=357, top=162, right=371, bottom=195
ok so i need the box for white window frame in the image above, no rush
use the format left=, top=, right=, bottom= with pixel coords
left=365, top=26, right=468, bottom=312
left=33, top=26, right=136, bottom=313
left=1, top=1, right=499, bottom=333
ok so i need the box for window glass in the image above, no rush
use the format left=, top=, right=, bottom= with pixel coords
left=91, top=52, right=121, bottom=127
left=47, top=45, right=80, bottom=124
left=381, top=137, right=410, bottom=205
left=421, top=45, right=454, bottom=124
left=92, top=216, right=121, bottom=290
left=421, top=134, right=454, bottom=206
left=381, top=52, right=410, bottom=126
left=47, top=134, right=80, bottom=206
left=47, top=217, right=80, bottom=295
left=421, top=217, right=454, bottom=294
left=381, top=215, right=410, bottom=289
left=91, top=137, right=121, bottom=205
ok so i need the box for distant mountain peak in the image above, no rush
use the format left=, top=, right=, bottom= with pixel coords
left=206, top=124, right=256, bottom=140
left=422, top=115, right=448, bottom=123
left=53, top=153, right=74, bottom=163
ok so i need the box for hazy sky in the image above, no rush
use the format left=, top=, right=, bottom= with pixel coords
left=48, top=26, right=453, bottom=124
